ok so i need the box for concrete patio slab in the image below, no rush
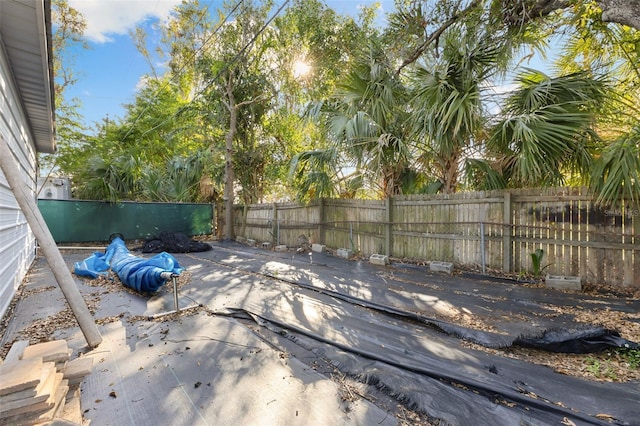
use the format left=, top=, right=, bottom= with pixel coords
left=1, top=241, right=639, bottom=425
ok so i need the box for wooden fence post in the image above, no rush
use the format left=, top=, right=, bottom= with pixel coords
left=211, top=202, right=216, bottom=238
left=503, top=191, right=512, bottom=273
left=272, top=203, right=278, bottom=245
left=385, top=197, right=392, bottom=257
left=634, top=213, right=640, bottom=286
left=318, top=198, right=325, bottom=244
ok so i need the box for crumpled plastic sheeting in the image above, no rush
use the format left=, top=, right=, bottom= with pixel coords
left=74, top=236, right=183, bottom=292
left=139, top=231, right=212, bottom=253
left=73, top=250, right=113, bottom=279
left=422, top=316, right=636, bottom=353
left=263, top=272, right=638, bottom=353
left=514, top=326, right=636, bottom=353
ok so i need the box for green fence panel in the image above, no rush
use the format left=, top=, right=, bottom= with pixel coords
left=38, top=199, right=213, bottom=243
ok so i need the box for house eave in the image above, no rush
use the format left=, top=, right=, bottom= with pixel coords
left=0, top=0, right=56, bottom=154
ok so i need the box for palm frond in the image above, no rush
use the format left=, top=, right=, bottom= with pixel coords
left=591, top=127, right=640, bottom=209
left=464, top=158, right=507, bottom=190
left=489, top=69, right=607, bottom=187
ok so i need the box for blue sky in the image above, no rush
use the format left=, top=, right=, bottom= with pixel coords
left=64, top=0, right=551, bottom=131
left=66, top=0, right=179, bottom=128
left=65, top=0, right=396, bottom=130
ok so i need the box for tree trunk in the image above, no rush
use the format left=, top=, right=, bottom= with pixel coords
left=597, top=0, right=640, bottom=29
left=508, top=0, right=640, bottom=30
left=440, top=151, right=460, bottom=194
left=223, top=74, right=237, bottom=240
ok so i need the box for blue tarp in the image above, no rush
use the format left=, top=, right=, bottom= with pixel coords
left=74, top=237, right=183, bottom=293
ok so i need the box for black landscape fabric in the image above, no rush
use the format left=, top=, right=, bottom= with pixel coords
left=222, top=306, right=640, bottom=426
left=193, top=242, right=640, bottom=425
left=262, top=269, right=638, bottom=353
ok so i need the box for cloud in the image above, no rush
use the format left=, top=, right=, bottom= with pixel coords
left=69, top=0, right=182, bottom=43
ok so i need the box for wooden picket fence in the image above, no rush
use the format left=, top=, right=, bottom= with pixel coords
left=234, top=187, right=639, bottom=287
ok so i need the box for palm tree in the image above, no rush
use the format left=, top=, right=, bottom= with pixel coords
left=74, top=155, right=142, bottom=201
left=553, top=2, right=640, bottom=208
left=470, top=69, right=608, bottom=189
left=408, top=27, right=501, bottom=193
left=297, top=43, right=413, bottom=199
left=140, top=151, right=211, bottom=202
left=289, top=145, right=341, bottom=201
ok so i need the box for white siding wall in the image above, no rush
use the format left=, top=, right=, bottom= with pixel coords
left=0, top=41, right=38, bottom=319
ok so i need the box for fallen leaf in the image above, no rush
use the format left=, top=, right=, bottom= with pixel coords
left=595, top=414, right=615, bottom=420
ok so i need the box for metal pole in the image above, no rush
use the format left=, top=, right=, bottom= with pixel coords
left=56, top=246, right=107, bottom=251
left=160, top=272, right=180, bottom=311
left=0, top=137, right=102, bottom=348
left=173, top=276, right=179, bottom=311
left=151, top=272, right=199, bottom=319
left=480, top=222, right=486, bottom=274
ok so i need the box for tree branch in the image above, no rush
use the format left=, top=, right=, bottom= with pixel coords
left=501, top=0, right=640, bottom=30
left=236, top=94, right=270, bottom=108
left=395, top=0, right=484, bottom=76
left=597, top=0, right=640, bottom=30
left=501, top=0, right=570, bottom=27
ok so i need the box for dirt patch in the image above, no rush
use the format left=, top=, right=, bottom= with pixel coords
left=455, top=277, right=640, bottom=383
left=79, top=270, right=193, bottom=296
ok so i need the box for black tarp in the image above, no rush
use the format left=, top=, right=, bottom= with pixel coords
left=139, top=231, right=212, bottom=253
left=259, top=269, right=638, bottom=353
